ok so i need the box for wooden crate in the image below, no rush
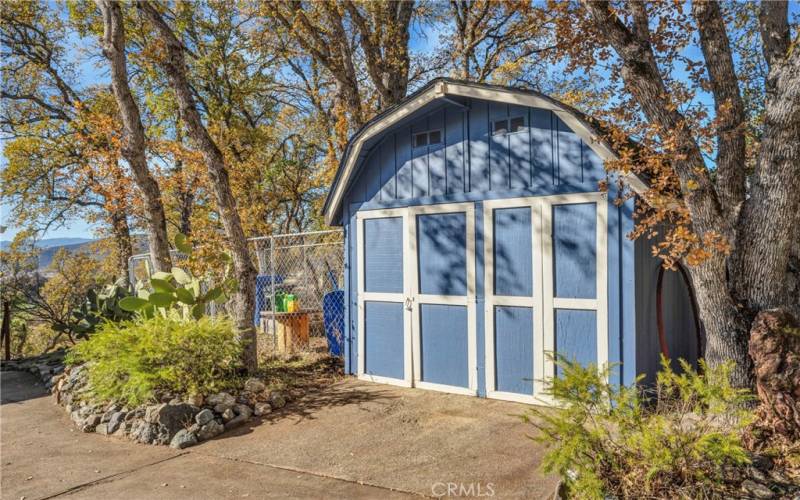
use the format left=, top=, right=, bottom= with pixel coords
left=261, top=311, right=310, bottom=353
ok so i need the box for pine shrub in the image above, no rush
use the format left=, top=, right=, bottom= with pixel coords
left=66, top=316, right=243, bottom=406
left=525, top=355, right=754, bottom=499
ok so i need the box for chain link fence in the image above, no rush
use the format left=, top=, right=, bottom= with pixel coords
left=128, top=229, right=345, bottom=357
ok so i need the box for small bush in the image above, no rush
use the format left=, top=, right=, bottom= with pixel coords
left=66, top=316, right=243, bottom=406
left=525, top=355, right=754, bottom=499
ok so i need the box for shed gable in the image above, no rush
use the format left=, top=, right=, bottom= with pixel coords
left=346, top=97, right=607, bottom=207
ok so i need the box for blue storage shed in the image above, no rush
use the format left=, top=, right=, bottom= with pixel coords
left=322, top=79, right=699, bottom=405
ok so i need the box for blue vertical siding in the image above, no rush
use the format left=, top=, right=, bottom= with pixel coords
left=445, top=107, right=466, bottom=194
left=363, top=217, right=404, bottom=293
left=489, top=102, right=510, bottom=190
left=494, top=306, right=534, bottom=394
left=417, top=212, right=468, bottom=296
left=380, top=137, right=396, bottom=200
left=552, top=203, right=597, bottom=299
left=493, top=207, right=533, bottom=296
left=469, top=100, right=490, bottom=192
left=364, top=301, right=405, bottom=379
left=420, top=304, right=469, bottom=388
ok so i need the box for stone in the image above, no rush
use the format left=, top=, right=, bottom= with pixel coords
left=113, top=424, right=127, bottom=438
left=81, top=415, right=101, bottom=432
left=234, top=404, right=252, bottom=419
left=101, top=406, right=119, bottom=423
left=223, top=414, right=249, bottom=431
left=269, top=392, right=286, bottom=409
left=124, top=411, right=137, bottom=422
left=130, top=421, right=157, bottom=444
left=147, top=403, right=199, bottom=440
left=145, top=404, right=166, bottom=424
left=741, top=480, right=775, bottom=499
left=107, top=412, right=126, bottom=434
left=197, top=420, right=224, bottom=441
left=244, top=378, right=266, bottom=393
left=206, top=392, right=236, bottom=408
left=254, top=402, right=272, bottom=416
left=195, top=409, right=215, bottom=426
left=221, top=408, right=236, bottom=422
left=70, top=410, right=83, bottom=426
left=169, top=429, right=197, bottom=449
left=96, top=423, right=109, bottom=435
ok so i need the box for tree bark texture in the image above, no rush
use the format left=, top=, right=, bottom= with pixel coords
left=1, top=299, right=10, bottom=361
left=582, top=1, right=800, bottom=390
left=110, top=209, right=133, bottom=286
left=138, top=1, right=258, bottom=372
left=96, top=0, right=172, bottom=273
left=748, top=309, right=800, bottom=442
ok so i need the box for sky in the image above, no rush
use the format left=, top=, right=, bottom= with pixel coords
left=1, top=16, right=104, bottom=242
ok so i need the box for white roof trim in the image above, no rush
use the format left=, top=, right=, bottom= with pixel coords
left=324, top=81, right=648, bottom=225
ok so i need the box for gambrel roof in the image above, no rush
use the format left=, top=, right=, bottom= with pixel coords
left=323, top=78, right=648, bottom=225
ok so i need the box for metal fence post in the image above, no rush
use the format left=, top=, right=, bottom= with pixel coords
left=270, top=235, right=276, bottom=351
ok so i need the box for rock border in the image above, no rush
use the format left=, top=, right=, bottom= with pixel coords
left=2, top=351, right=295, bottom=449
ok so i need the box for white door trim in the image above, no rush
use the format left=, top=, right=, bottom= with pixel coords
left=409, top=202, right=477, bottom=396
left=356, top=207, right=412, bottom=388
left=483, top=192, right=608, bottom=406
left=356, top=202, right=477, bottom=396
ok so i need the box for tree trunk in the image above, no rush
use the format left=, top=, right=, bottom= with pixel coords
left=2, top=299, right=11, bottom=361
left=110, top=209, right=133, bottom=286
left=139, top=1, right=258, bottom=372
left=688, top=257, right=754, bottom=388
left=96, top=0, right=172, bottom=273
left=747, top=309, right=800, bottom=442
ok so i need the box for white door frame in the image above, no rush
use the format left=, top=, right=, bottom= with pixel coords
left=483, top=192, right=608, bottom=406
left=356, top=202, right=477, bottom=396
left=409, top=202, right=477, bottom=396
left=356, top=208, right=413, bottom=387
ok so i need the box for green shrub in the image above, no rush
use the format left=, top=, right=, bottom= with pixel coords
left=66, top=316, right=243, bottom=406
left=524, top=355, right=753, bottom=499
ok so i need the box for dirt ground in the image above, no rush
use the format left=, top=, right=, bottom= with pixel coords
left=1, top=368, right=558, bottom=499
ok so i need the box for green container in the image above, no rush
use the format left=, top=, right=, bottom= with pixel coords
left=274, top=292, right=286, bottom=312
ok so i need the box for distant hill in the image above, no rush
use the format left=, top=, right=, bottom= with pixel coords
left=0, top=237, right=95, bottom=250
left=37, top=240, right=99, bottom=268
left=2, top=235, right=148, bottom=270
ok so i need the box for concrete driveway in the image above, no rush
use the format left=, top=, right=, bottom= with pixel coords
left=1, top=371, right=558, bottom=499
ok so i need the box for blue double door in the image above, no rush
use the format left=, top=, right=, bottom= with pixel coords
left=357, top=203, right=476, bottom=395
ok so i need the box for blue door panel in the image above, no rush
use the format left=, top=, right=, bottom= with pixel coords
left=555, top=309, right=597, bottom=377
left=364, top=301, right=405, bottom=379
left=493, top=207, right=533, bottom=297
left=494, top=306, right=534, bottom=394
left=417, top=212, right=467, bottom=296
left=552, top=203, right=596, bottom=299
left=364, top=217, right=404, bottom=293
left=420, top=304, right=469, bottom=388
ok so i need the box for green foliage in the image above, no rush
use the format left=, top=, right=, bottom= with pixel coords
left=119, top=234, right=236, bottom=320
left=524, top=355, right=754, bottom=499
left=67, top=278, right=134, bottom=338
left=66, top=315, right=243, bottom=406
